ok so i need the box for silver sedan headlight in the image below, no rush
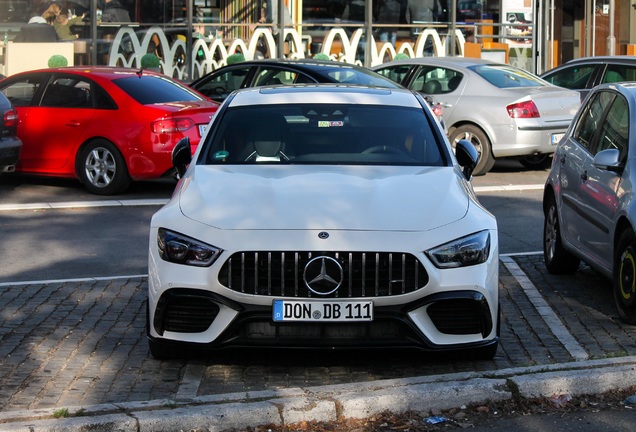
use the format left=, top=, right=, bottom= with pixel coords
left=157, top=228, right=222, bottom=267
left=426, top=230, right=491, bottom=268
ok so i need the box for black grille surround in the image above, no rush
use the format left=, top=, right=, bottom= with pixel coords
left=149, top=288, right=497, bottom=352
left=218, top=250, right=429, bottom=298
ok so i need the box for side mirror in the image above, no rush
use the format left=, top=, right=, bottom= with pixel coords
left=455, top=139, right=478, bottom=179
left=593, top=148, right=624, bottom=174
left=172, top=137, right=192, bottom=178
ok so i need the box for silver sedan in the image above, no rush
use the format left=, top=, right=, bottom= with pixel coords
left=373, top=57, right=581, bottom=175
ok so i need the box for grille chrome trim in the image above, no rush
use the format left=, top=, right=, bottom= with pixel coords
left=219, top=251, right=428, bottom=298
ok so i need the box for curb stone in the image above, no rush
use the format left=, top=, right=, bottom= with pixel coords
left=2, top=357, right=636, bottom=432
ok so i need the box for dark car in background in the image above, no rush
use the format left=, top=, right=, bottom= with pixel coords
left=188, top=58, right=403, bottom=103
left=541, top=56, right=636, bottom=101
left=188, top=58, right=445, bottom=127
left=0, top=91, right=21, bottom=173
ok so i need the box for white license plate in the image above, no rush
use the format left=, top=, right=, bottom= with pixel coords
left=198, top=125, right=207, bottom=136
left=551, top=133, right=564, bottom=145
left=273, top=300, right=373, bottom=322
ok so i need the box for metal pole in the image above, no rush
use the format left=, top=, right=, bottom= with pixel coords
left=90, top=0, right=97, bottom=65
left=277, top=0, right=285, bottom=58
left=608, top=0, right=616, bottom=55
left=187, top=1, right=193, bottom=79
left=449, top=0, right=456, bottom=56
left=365, top=0, right=373, bottom=68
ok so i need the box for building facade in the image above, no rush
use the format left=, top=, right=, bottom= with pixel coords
left=0, top=1, right=634, bottom=75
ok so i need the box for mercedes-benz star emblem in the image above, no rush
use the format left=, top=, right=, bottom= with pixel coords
left=303, top=256, right=343, bottom=295
left=318, top=232, right=329, bottom=239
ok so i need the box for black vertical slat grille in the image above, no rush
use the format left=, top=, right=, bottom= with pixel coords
left=218, top=251, right=428, bottom=298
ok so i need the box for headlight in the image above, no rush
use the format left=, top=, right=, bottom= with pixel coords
left=426, top=230, right=491, bottom=269
left=157, top=228, right=222, bottom=267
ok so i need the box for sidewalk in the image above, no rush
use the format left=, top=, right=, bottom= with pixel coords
left=1, top=254, right=636, bottom=431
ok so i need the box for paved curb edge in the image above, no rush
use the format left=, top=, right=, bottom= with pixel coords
left=2, top=356, right=636, bottom=432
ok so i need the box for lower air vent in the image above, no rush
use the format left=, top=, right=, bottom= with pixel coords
left=427, top=298, right=491, bottom=336
left=154, top=289, right=220, bottom=334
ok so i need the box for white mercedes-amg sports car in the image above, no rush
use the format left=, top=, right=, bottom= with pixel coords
left=147, top=84, right=499, bottom=360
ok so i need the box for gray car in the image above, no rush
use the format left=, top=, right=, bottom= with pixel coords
left=372, top=57, right=581, bottom=175
left=543, top=82, right=636, bottom=324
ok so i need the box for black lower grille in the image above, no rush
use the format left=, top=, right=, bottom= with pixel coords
left=427, top=298, right=491, bottom=336
left=154, top=289, right=220, bottom=334
left=219, top=251, right=428, bottom=298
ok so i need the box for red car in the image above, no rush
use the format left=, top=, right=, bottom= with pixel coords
left=0, top=67, right=219, bottom=195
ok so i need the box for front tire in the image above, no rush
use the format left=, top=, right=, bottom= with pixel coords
left=449, top=125, right=495, bottom=176
left=77, top=140, right=131, bottom=195
left=519, top=153, right=552, bottom=170
left=614, top=229, right=636, bottom=324
left=543, top=192, right=580, bottom=274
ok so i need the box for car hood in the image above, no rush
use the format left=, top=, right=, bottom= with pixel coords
left=177, top=165, right=470, bottom=231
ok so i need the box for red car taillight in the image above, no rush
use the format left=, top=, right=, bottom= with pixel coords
left=4, top=108, right=18, bottom=128
left=151, top=118, right=195, bottom=133
left=506, top=100, right=540, bottom=118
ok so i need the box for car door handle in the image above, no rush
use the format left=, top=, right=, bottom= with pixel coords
left=441, top=103, right=452, bottom=108
left=65, top=121, right=81, bottom=127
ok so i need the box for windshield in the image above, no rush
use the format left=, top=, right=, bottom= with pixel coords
left=470, top=64, right=546, bottom=88
left=113, top=75, right=205, bottom=104
left=319, top=67, right=402, bottom=88
left=200, top=103, right=445, bottom=166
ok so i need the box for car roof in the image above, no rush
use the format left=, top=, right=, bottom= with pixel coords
left=215, top=58, right=371, bottom=72
left=372, top=56, right=504, bottom=70
left=226, top=84, right=422, bottom=108
left=9, top=66, right=164, bottom=80
left=561, top=56, right=636, bottom=66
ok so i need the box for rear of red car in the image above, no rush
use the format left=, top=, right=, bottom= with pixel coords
left=104, top=71, right=219, bottom=179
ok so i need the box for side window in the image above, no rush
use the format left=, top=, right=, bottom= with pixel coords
left=543, top=65, right=595, bottom=90
left=196, top=66, right=250, bottom=100
left=294, top=73, right=316, bottom=84
left=572, top=91, right=615, bottom=153
left=602, top=64, right=636, bottom=84
left=254, top=67, right=297, bottom=86
left=40, top=77, right=92, bottom=108
left=597, top=94, right=628, bottom=156
left=374, top=65, right=411, bottom=85
left=411, top=67, right=458, bottom=94
left=0, top=75, right=47, bottom=107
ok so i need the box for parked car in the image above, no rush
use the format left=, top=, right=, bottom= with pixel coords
left=0, top=67, right=219, bottom=195
left=0, top=91, right=21, bottom=173
left=540, top=56, right=636, bottom=101
left=189, top=58, right=403, bottom=103
left=372, top=57, right=581, bottom=175
left=190, top=58, right=446, bottom=129
left=147, top=84, right=500, bottom=360
left=543, top=82, right=636, bottom=324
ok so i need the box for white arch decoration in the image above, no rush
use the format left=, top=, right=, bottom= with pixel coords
left=108, top=26, right=469, bottom=78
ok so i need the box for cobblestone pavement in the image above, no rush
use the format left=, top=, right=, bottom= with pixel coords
left=2, top=254, right=636, bottom=413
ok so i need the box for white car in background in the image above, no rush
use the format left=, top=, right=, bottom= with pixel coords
left=147, top=85, right=500, bottom=360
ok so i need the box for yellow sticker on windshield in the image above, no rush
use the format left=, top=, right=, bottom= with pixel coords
left=318, top=121, right=344, bottom=127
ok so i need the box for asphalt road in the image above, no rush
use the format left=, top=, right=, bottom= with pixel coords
left=0, top=159, right=547, bottom=283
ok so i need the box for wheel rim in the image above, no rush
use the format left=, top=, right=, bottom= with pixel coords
left=453, top=130, right=483, bottom=159
left=544, top=205, right=558, bottom=262
left=618, top=246, right=636, bottom=309
left=84, top=147, right=116, bottom=188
